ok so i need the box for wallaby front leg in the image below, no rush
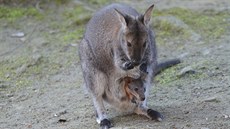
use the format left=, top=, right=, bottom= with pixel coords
left=92, top=97, right=112, bottom=129
left=114, top=52, right=134, bottom=70
left=118, top=58, right=134, bottom=70
left=134, top=104, right=164, bottom=121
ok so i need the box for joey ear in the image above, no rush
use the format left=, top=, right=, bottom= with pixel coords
left=142, top=4, right=154, bottom=26
left=124, top=77, right=132, bottom=83
left=114, top=8, right=131, bottom=27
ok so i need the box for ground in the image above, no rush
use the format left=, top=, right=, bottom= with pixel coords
left=0, top=0, right=230, bottom=129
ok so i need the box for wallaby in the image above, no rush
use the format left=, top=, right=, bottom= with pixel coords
left=79, top=3, right=162, bottom=129
left=123, top=59, right=181, bottom=105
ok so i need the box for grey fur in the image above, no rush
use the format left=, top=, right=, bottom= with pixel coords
left=79, top=3, right=160, bottom=128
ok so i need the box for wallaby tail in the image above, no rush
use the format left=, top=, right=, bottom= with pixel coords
left=154, top=59, right=181, bottom=75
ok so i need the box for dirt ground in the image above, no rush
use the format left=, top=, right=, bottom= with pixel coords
left=0, top=0, right=230, bottom=129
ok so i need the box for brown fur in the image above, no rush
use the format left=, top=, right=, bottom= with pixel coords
left=124, top=77, right=133, bottom=101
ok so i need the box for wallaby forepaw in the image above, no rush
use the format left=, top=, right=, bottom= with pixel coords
left=147, top=109, right=164, bottom=121
left=100, top=119, right=112, bottom=129
left=123, top=61, right=134, bottom=70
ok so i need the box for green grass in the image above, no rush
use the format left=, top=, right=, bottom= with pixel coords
left=84, top=0, right=110, bottom=7
left=0, top=6, right=44, bottom=23
left=60, top=5, right=91, bottom=43
left=153, top=8, right=229, bottom=42
left=155, top=66, right=179, bottom=84
left=153, top=17, right=190, bottom=44
left=155, top=60, right=208, bottom=85
left=63, top=27, right=85, bottom=42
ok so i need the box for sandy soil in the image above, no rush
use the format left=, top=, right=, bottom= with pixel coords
left=0, top=0, right=230, bottom=129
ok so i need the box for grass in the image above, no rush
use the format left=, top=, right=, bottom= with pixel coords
left=153, top=8, right=229, bottom=43
left=153, top=17, right=190, bottom=44
left=63, top=27, right=85, bottom=42
left=60, top=5, right=92, bottom=43
left=155, top=66, right=179, bottom=84
left=84, top=0, right=110, bottom=7
left=0, top=50, right=76, bottom=92
left=0, top=5, right=44, bottom=23
left=155, top=60, right=208, bottom=85
left=0, top=56, right=32, bottom=92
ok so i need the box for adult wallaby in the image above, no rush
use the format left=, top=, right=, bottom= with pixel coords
left=79, top=3, right=161, bottom=129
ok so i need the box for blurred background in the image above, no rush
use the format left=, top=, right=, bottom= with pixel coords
left=1, top=0, right=230, bottom=129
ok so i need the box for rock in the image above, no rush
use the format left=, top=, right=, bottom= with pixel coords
left=29, top=54, right=42, bottom=66
left=178, top=66, right=196, bottom=77
left=11, top=32, right=25, bottom=38
left=223, top=114, right=229, bottom=119
left=70, top=43, right=78, bottom=47
left=54, top=109, right=67, bottom=117
left=201, top=127, right=210, bottom=129
left=20, top=37, right=26, bottom=42
left=203, top=97, right=220, bottom=103
left=177, top=52, right=189, bottom=59
left=49, top=30, right=59, bottom=34
left=7, top=94, right=14, bottom=97
left=202, top=49, right=211, bottom=55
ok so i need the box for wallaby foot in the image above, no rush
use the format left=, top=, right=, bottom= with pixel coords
left=100, top=119, right=112, bottom=129
left=147, top=109, right=164, bottom=121
left=93, top=96, right=108, bottom=124
left=134, top=105, right=164, bottom=122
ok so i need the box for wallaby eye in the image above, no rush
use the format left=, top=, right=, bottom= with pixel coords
left=134, top=87, right=138, bottom=92
left=143, top=41, right=146, bottom=47
left=127, top=42, right=132, bottom=47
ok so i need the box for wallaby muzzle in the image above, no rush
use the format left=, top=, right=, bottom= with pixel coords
left=131, top=59, right=140, bottom=66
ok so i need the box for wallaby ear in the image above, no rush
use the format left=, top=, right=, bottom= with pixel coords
left=142, top=4, right=154, bottom=26
left=114, top=8, right=131, bottom=27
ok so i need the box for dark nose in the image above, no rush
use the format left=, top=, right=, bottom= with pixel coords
left=141, top=97, right=145, bottom=101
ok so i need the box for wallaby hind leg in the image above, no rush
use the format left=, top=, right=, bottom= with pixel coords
left=92, top=96, right=111, bottom=129
left=80, top=39, right=111, bottom=128
left=134, top=104, right=164, bottom=121
left=80, top=60, right=111, bottom=128
left=85, top=71, right=111, bottom=128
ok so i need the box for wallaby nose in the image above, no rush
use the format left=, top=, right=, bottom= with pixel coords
left=132, top=60, right=140, bottom=66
